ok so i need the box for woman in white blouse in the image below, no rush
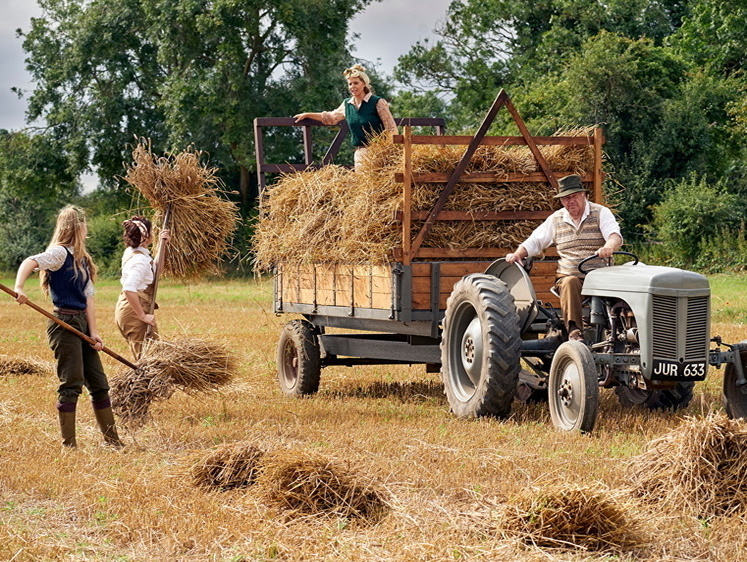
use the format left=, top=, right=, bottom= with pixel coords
left=115, top=216, right=168, bottom=359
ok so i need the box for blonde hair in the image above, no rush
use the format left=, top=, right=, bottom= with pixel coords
left=343, top=64, right=372, bottom=94
left=40, top=205, right=97, bottom=294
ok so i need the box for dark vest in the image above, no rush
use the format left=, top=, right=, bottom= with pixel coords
left=48, top=248, right=89, bottom=311
left=345, top=95, right=384, bottom=147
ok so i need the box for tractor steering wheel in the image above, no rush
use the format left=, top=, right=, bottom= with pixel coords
left=578, top=251, right=639, bottom=275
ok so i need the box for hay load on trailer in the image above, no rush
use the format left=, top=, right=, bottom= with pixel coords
left=253, top=90, right=608, bottom=424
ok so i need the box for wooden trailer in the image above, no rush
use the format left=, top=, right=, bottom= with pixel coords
left=254, top=90, right=606, bottom=415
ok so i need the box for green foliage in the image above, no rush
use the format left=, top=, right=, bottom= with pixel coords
left=645, top=175, right=743, bottom=269
left=85, top=214, right=124, bottom=278
left=0, top=130, right=80, bottom=269
left=19, top=0, right=377, bottom=205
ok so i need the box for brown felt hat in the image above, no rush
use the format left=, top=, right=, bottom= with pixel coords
left=553, top=174, right=588, bottom=199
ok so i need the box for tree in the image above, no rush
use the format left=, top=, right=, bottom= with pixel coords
left=0, top=130, right=80, bottom=269
left=19, top=0, right=376, bottom=207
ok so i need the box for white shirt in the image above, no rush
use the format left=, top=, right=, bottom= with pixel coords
left=120, top=246, right=154, bottom=293
left=30, top=245, right=95, bottom=297
left=520, top=201, right=622, bottom=257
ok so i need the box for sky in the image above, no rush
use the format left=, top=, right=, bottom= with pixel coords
left=0, top=0, right=452, bottom=188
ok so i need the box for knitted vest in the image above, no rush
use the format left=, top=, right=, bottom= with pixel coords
left=345, top=95, right=384, bottom=147
left=48, top=247, right=89, bottom=310
left=554, top=202, right=607, bottom=278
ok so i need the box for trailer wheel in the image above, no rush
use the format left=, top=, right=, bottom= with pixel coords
left=548, top=341, right=599, bottom=433
left=615, top=382, right=694, bottom=411
left=276, top=320, right=321, bottom=397
left=723, top=341, right=747, bottom=418
left=441, top=274, right=521, bottom=418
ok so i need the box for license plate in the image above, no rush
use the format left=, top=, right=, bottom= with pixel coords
left=651, top=360, right=707, bottom=380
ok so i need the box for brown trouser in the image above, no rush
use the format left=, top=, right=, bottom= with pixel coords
left=115, top=290, right=158, bottom=359
left=47, top=312, right=110, bottom=405
left=556, top=275, right=584, bottom=333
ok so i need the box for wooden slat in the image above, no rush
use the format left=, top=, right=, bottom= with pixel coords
left=404, top=210, right=551, bottom=221
left=409, top=90, right=510, bottom=259
left=393, top=172, right=593, bottom=184
left=392, top=135, right=593, bottom=146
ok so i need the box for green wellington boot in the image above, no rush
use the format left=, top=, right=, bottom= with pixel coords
left=57, top=403, right=77, bottom=448
left=92, top=401, right=124, bottom=448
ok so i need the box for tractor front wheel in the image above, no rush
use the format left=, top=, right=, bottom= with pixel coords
left=276, top=320, right=321, bottom=397
left=724, top=341, right=747, bottom=419
left=441, top=274, right=521, bottom=418
left=548, top=341, right=599, bottom=433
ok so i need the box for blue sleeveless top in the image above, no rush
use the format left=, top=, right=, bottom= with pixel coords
left=48, top=248, right=89, bottom=311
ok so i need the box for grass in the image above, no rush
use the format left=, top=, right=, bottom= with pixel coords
left=1, top=272, right=747, bottom=560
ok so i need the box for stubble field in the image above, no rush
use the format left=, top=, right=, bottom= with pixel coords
left=1, top=273, right=747, bottom=561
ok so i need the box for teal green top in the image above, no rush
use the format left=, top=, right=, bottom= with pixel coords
left=344, top=95, right=384, bottom=147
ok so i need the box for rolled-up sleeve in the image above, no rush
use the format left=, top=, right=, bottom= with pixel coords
left=30, top=246, right=68, bottom=271
left=321, top=102, right=346, bottom=125
left=599, top=206, right=623, bottom=243
left=376, top=98, right=397, bottom=133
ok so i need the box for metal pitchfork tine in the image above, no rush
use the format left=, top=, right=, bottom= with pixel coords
left=0, top=282, right=138, bottom=370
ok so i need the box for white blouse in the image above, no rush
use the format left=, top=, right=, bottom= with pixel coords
left=120, top=246, right=154, bottom=293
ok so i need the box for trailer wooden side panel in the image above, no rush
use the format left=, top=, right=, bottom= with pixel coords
left=279, top=264, right=393, bottom=310
left=277, top=259, right=560, bottom=315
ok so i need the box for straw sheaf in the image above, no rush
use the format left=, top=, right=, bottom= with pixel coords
left=124, top=139, right=240, bottom=278
left=0, top=355, right=54, bottom=377
left=189, top=442, right=266, bottom=490
left=627, top=413, right=747, bottom=518
left=253, top=128, right=597, bottom=269
left=500, top=484, right=647, bottom=552
left=254, top=449, right=389, bottom=522
left=110, top=337, right=236, bottom=429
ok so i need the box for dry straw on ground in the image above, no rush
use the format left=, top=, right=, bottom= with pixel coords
left=0, top=355, right=53, bottom=377
left=500, top=484, right=647, bottom=553
left=253, top=128, right=596, bottom=268
left=627, top=413, right=747, bottom=518
left=254, top=448, right=389, bottom=523
left=124, top=138, right=239, bottom=278
left=189, top=441, right=265, bottom=490
left=110, top=337, right=236, bottom=429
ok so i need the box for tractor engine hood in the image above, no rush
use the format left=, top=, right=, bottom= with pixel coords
left=582, top=263, right=710, bottom=298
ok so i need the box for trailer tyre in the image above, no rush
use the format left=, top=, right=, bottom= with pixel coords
left=615, top=382, right=694, bottom=411
left=277, top=320, right=321, bottom=397
left=548, top=341, right=599, bottom=433
left=723, top=341, right=747, bottom=419
left=441, top=274, right=521, bottom=418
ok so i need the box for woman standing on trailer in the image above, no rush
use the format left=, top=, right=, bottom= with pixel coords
left=115, top=216, right=169, bottom=359
left=13, top=205, right=123, bottom=448
left=294, top=64, right=397, bottom=170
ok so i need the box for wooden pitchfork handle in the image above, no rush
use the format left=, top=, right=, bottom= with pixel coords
left=0, top=282, right=138, bottom=370
left=145, top=204, right=171, bottom=338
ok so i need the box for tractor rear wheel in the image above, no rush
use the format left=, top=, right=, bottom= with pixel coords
left=441, top=274, right=521, bottom=418
left=548, top=341, right=599, bottom=433
left=276, top=320, right=321, bottom=397
left=615, top=382, right=694, bottom=410
left=723, top=341, right=747, bottom=419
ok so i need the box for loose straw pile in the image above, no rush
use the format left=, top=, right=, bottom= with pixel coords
left=190, top=442, right=266, bottom=490
left=627, top=413, right=747, bottom=518
left=500, top=484, right=646, bottom=552
left=124, top=139, right=239, bottom=277
left=110, top=337, right=236, bottom=429
left=254, top=449, right=388, bottom=522
left=0, top=355, right=53, bottom=377
left=253, top=127, right=597, bottom=268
